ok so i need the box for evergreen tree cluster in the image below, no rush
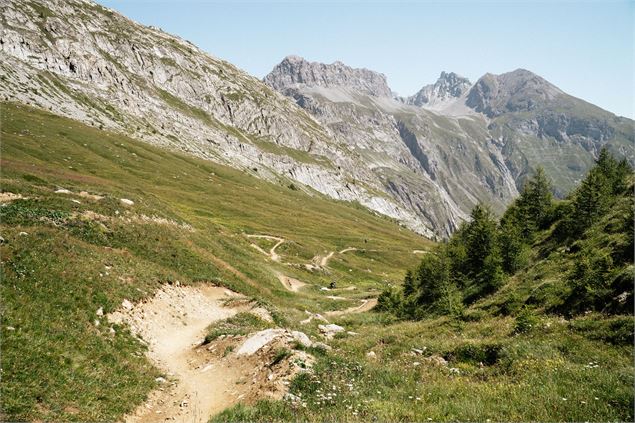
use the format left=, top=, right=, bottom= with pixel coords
left=377, top=149, right=633, bottom=319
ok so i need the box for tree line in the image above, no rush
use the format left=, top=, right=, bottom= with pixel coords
left=378, top=149, right=633, bottom=318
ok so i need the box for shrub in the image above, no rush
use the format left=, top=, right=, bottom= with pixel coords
left=513, top=307, right=539, bottom=334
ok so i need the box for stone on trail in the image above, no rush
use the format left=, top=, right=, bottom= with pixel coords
left=120, top=198, right=134, bottom=206
left=236, top=328, right=286, bottom=356
left=291, top=330, right=312, bottom=348
left=318, top=323, right=345, bottom=339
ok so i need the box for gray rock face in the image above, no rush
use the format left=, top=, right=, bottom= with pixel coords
left=266, top=59, right=634, bottom=213
left=265, top=62, right=519, bottom=236
left=407, top=72, right=472, bottom=107
left=466, top=69, right=563, bottom=117
left=264, top=55, right=392, bottom=98
left=0, top=0, right=434, bottom=237
left=2, top=0, right=633, bottom=238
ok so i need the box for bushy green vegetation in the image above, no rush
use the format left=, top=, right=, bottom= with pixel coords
left=380, top=152, right=633, bottom=319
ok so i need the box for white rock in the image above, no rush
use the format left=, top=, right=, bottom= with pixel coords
left=96, top=307, right=104, bottom=316
left=312, top=342, right=332, bottom=351
left=120, top=198, right=134, bottom=206
left=291, top=331, right=312, bottom=348
left=236, top=329, right=286, bottom=355
left=121, top=299, right=134, bottom=310
left=155, top=377, right=167, bottom=383
left=318, top=323, right=345, bottom=339
left=366, top=351, right=377, bottom=358
left=18, top=232, right=28, bottom=236
left=55, top=188, right=72, bottom=194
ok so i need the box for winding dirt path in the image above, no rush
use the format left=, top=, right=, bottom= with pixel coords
left=325, top=298, right=378, bottom=317
left=108, top=284, right=252, bottom=423
left=276, top=272, right=306, bottom=292
left=246, top=234, right=285, bottom=262
left=319, top=251, right=335, bottom=267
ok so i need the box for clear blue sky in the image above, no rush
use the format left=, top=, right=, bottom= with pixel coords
left=98, top=0, right=634, bottom=118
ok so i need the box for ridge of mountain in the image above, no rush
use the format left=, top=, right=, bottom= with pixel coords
left=263, top=55, right=392, bottom=98
left=406, top=71, right=472, bottom=107
left=0, top=0, right=433, bottom=236
left=1, top=0, right=634, bottom=237
left=264, top=57, right=634, bottom=201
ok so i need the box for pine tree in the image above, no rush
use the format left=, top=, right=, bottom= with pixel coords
left=403, top=269, right=416, bottom=297
left=596, top=148, right=631, bottom=195
left=571, top=166, right=611, bottom=231
left=515, top=166, right=553, bottom=236
left=464, top=204, right=499, bottom=277
left=414, top=252, right=450, bottom=306
left=498, top=217, right=528, bottom=273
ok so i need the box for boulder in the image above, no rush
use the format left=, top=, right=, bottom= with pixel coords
left=236, top=329, right=285, bottom=355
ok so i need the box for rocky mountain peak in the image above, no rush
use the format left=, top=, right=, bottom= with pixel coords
left=466, top=68, right=564, bottom=117
left=407, top=71, right=472, bottom=107
left=264, top=56, right=392, bottom=97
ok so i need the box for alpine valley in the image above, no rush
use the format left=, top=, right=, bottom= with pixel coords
left=1, top=1, right=633, bottom=422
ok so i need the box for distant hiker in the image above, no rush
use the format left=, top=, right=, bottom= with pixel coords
left=329, top=281, right=336, bottom=289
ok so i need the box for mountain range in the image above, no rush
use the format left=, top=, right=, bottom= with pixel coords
left=1, top=0, right=633, bottom=237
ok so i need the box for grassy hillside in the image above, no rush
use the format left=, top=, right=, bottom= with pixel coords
left=0, top=102, right=429, bottom=421
left=212, top=157, right=634, bottom=421
left=1, top=102, right=632, bottom=422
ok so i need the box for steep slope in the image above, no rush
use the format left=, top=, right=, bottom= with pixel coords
left=266, top=58, right=634, bottom=212
left=405, top=71, right=472, bottom=110
left=0, top=102, right=429, bottom=421
left=467, top=69, right=635, bottom=195
left=0, top=0, right=432, bottom=236
left=266, top=57, right=520, bottom=236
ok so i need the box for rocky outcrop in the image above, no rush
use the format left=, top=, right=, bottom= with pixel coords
left=407, top=72, right=471, bottom=107
left=266, top=60, right=634, bottom=214
left=0, top=0, right=433, bottom=237
left=2, top=1, right=633, bottom=238
left=466, top=69, right=563, bottom=117
left=264, top=55, right=392, bottom=98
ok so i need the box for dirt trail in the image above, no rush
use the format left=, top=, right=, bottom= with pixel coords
left=0, top=192, right=25, bottom=202
left=325, top=298, right=378, bottom=317
left=318, top=251, right=335, bottom=267
left=109, top=284, right=253, bottom=423
left=246, top=234, right=285, bottom=262
left=276, top=272, right=306, bottom=292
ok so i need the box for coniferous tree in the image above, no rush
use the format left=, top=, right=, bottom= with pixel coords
left=464, top=204, right=499, bottom=277
left=513, top=166, right=553, bottom=237
left=498, top=217, right=529, bottom=273
left=403, top=269, right=416, bottom=297
left=414, top=251, right=450, bottom=306
left=571, top=166, right=612, bottom=232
